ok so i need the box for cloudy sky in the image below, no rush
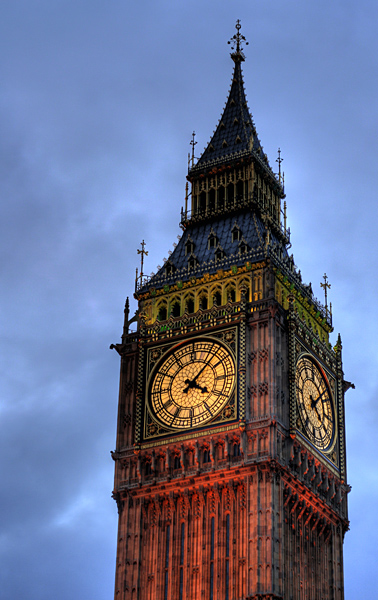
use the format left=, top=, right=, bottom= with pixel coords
left=1, top=1, right=377, bottom=598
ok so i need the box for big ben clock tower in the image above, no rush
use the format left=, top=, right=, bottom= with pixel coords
left=111, top=22, right=350, bottom=600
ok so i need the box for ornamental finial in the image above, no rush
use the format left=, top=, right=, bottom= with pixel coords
left=320, top=273, right=331, bottom=320
left=137, top=240, right=148, bottom=287
left=228, top=20, right=248, bottom=62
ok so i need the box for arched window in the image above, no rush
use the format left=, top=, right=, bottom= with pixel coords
left=227, top=182, right=234, bottom=206
left=186, top=298, right=195, bottom=314
left=188, top=256, right=198, bottom=270
left=233, top=443, right=241, bottom=457
left=199, top=191, right=206, bottom=214
left=145, top=461, right=152, bottom=476
left=171, top=301, right=180, bottom=318
left=203, top=449, right=210, bottom=463
left=236, top=179, right=244, bottom=201
left=213, top=291, right=222, bottom=306
left=218, top=186, right=225, bottom=211
left=208, top=232, right=217, bottom=249
left=199, top=295, right=208, bottom=310
left=185, top=238, right=194, bottom=256
left=215, top=247, right=225, bottom=262
left=208, top=189, right=215, bottom=213
left=232, top=224, right=241, bottom=242
left=158, top=305, right=167, bottom=321
left=174, top=456, right=181, bottom=469
left=227, top=288, right=236, bottom=303
left=239, top=241, right=248, bottom=255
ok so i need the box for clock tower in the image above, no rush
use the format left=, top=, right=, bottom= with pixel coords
left=111, top=22, right=350, bottom=600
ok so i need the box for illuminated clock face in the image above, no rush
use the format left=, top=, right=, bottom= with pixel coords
left=296, top=356, right=335, bottom=451
left=149, top=339, right=235, bottom=429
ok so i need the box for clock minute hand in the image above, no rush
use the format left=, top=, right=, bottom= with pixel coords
left=192, top=363, right=208, bottom=383
left=182, top=363, right=209, bottom=394
left=314, top=389, right=327, bottom=406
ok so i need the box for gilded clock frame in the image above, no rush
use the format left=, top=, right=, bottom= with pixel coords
left=142, top=327, right=239, bottom=441
left=295, top=353, right=337, bottom=453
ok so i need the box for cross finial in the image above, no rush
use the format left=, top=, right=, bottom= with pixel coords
left=276, top=148, right=283, bottom=183
left=228, top=20, right=248, bottom=62
left=320, top=273, right=331, bottom=314
left=190, top=131, right=197, bottom=168
left=137, top=240, right=148, bottom=285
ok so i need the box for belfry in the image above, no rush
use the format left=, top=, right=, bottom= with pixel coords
left=111, top=22, right=350, bottom=600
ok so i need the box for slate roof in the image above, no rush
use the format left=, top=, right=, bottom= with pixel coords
left=139, top=210, right=289, bottom=293
left=189, top=54, right=271, bottom=174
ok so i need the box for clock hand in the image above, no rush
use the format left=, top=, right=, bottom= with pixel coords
left=182, top=363, right=209, bottom=393
left=192, top=362, right=208, bottom=383
left=314, top=404, right=322, bottom=422
left=310, top=394, right=323, bottom=423
left=313, top=389, right=327, bottom=405
left=183, top=379, right=208, bottom=394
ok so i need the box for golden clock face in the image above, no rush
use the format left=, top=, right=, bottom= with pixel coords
left=149, top=339, right=236, bottom=429
left=296, top=356, right=335, bottom=451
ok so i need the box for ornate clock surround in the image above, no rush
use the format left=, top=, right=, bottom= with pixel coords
left=293, top=339, right=340, bottom=470
left=141, top=326, right=239, bottom=442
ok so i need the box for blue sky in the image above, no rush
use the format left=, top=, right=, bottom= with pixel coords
left=1, top=2, right=377, bottom=598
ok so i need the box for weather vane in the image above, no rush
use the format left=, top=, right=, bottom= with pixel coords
left=228, top=20, right=249, bottom=60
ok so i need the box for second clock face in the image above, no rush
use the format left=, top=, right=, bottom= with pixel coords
left=296, top=356, right=335, bottom=452
left=149, top=339, right=235, bottom=429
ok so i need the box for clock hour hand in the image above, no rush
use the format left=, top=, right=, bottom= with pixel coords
left=313, top=389, right=327, bottom=405
left=183, top=363, right=209, bottom=393
left=183, top=378, right=208, bottom=394
left=310, top=394, right=323, bottom=422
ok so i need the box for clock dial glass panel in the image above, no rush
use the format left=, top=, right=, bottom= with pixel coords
left=150, top=339, right=235, bottom=429
left=296, top=357, right=335, bottom=451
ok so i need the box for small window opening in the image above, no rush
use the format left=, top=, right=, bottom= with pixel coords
left=232, top=226, right=241, bottom=242
left=215, top=248, right=224, bottom=262
left=218, top=187, right=225, bottom=211
left=171, top=302, right=180, bottom=318
left=200, top=296, right=208, bottom=310
left=203, top=449, right=210, bottom=463
left=213, top=291, right=222, bottom=306
left=233, top=443, right=241, bottom=457
left=188, top=257, right=197, bottom=270
left=227, top=289, right=236, bottom=303
left=174, top=456, right=181, bottom=469
left=227, top=183, right=234, bottom=205
left=199, top=191, right=206, bottom=213
left=208, top=189, right=215, bottom=212
left=186, top=298, right=195, bottom=314
left=158, top=306, right=167, bottom=321
left=185, top=239, right=194, bottom=256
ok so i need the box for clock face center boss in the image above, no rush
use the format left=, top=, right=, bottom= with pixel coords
left=149, top=339, right=236, bottom=429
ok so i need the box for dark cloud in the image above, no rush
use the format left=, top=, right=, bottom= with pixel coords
left=1, top=1, right=377, bottom=598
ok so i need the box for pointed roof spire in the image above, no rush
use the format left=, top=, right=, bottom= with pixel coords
left=190, top=21, right=270, bottom=173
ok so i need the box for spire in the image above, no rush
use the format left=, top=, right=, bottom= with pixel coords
left=191, top=21, right=268, bottom=172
